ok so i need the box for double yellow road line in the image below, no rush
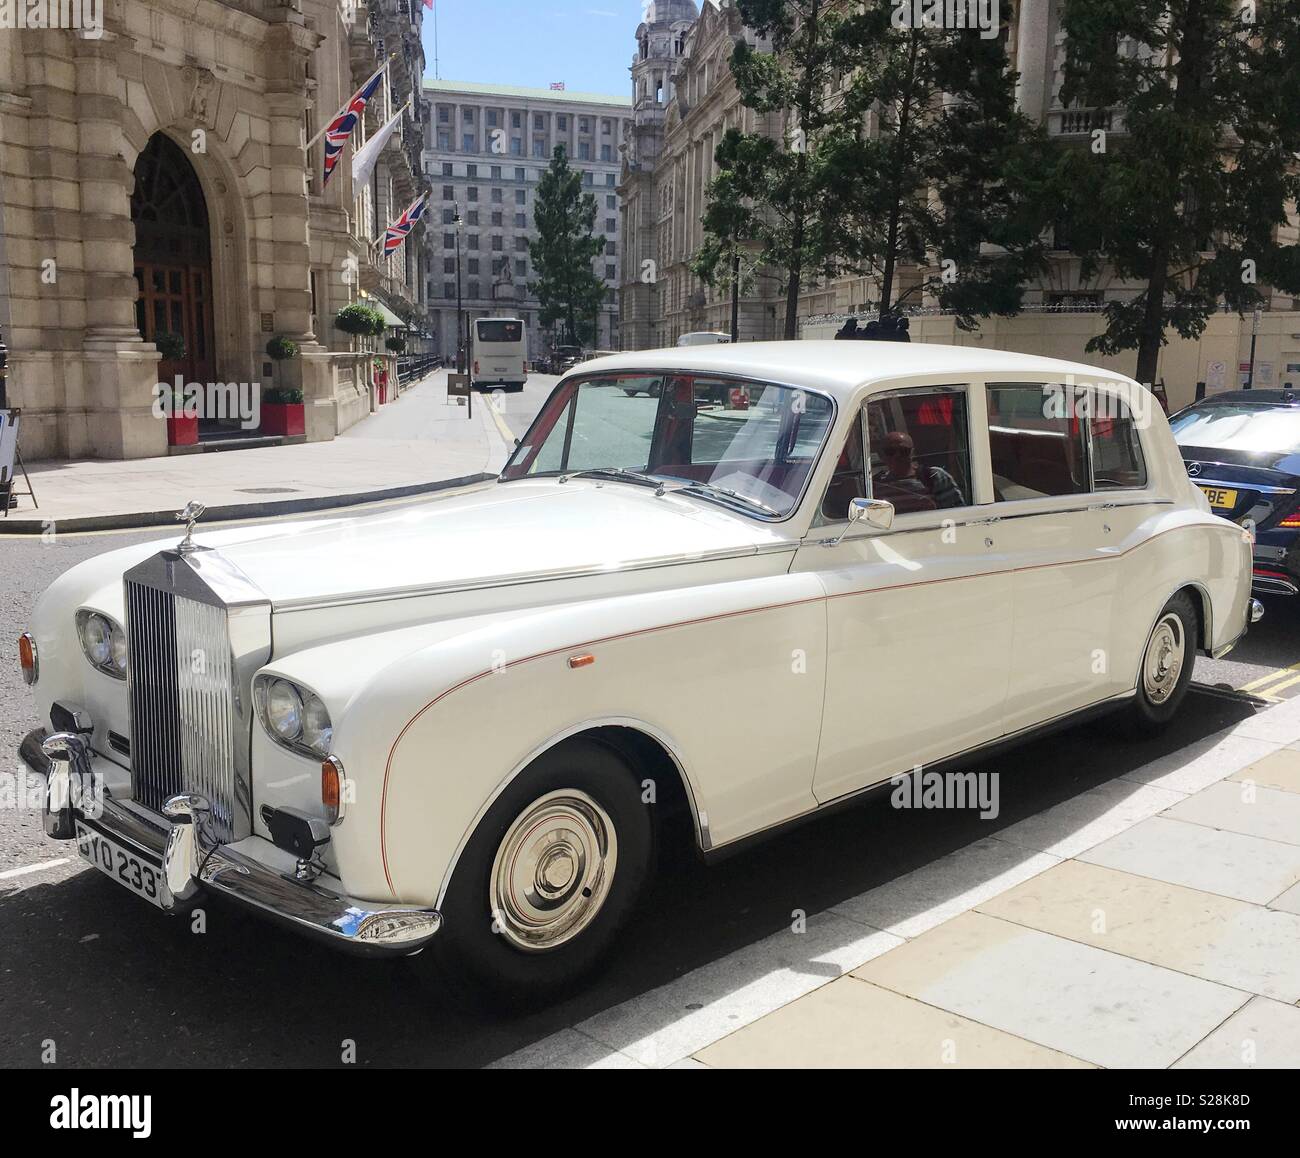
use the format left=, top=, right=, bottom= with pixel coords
left=1239, top=661, right=1300, bottom=702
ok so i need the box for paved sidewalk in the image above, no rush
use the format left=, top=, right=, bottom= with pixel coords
left=2, top=371, right=508, bottom=533
left=495, top=696, right=1300, bottom=1069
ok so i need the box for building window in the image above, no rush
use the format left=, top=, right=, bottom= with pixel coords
left=578, top=142, right=591, bottom=160
left=437, top=131, right=450, bottom=149
left=468, top=281, right=480, bottom=297
left=606, top=263, right=616, bottom=279
left=487, top=110, right=498, bottom=127
left=558, top=115, right=568, bottom=131
left=514, top=167, right=526, bottom=181
left=462, top=134, right=475, bottom=152
left=438, top=107, right=449, bottom=123
left=607, top=240, right=617, bottom=255
left=492, top=236, right=504, bottom=251
left=516, top=259, right=527, bottom=276
left=579, top=117, right=590, bottom=133
left=466, top=164, right=477, bottom=178
left=442, top=185, right=454, bottom=200
left=514, top=212, right=526, bottom=227
left=606, top=218, right=616, bottom=232
left=444, top=281, right=455, bottom=297
left=468, top=259, right=479, bottom=274
left=492, top=188, right=503, bottom=202
left=463, top=109, right=474, bottom=124
left=492, top=211, right=503, bottom=226
left=468, top=210, right=479, bottom=225
left=511, top=111, right=522, bottom=129
left=468, top=235, right=479, bottom=249
left=602, top=118, right=612, bottom=134
left=443, top=232, right=455, bottom=248
left=583, top=172, right=593, bottom=185
left=515, top=237, right=528, bottom=252
left=600, top=145, right=612, bottom=161
left=515, top=189, right=526, bottom=205
left=606, top=174, right=616, bottom=186
left=444, top=258, right=455, bottom=273
left=468, top=186, right=478, bottom=201
left=533, top=138, right=546, bottom=158
left=510, top=137, right=522, bottom=155
left=606, top=195, right=616, bottom=209
left=491, top=165, right=501, bottom=179
left=442, top=162, right=453, bottom=176
left=534, top=113, right=545, bottom=130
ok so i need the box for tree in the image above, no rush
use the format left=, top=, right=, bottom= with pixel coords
left=1059, top=0, right=1300, bottom=384
left=696, top=2, right=1057, bottom=336
left=529, top=146, right=608, bottom=347
left=694, top=0, right=863, bottom=339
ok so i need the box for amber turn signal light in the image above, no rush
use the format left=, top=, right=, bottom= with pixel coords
left=18, top=632, right=38, bottom=686
left=321, top=755, right=346, bottom=826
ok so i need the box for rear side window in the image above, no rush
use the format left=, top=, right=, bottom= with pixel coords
left=1090, top=395, right=1147, bottom=490
left=866, top=387, right=972, bottom=514
left=988, top=384, right=1088, bottom=499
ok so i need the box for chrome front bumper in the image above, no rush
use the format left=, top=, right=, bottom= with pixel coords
left=20, top=727, right=441, bottom=957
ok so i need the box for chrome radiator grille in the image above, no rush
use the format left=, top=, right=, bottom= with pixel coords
left=126, top=579, right=240, bottom=842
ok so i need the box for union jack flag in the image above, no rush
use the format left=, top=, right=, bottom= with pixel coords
left=382, top=192, right=429, bottom=257
left=321, top=64, right=387, bottom=189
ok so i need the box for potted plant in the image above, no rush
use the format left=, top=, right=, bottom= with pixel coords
left=154, top=333, right=197, bottom=445
left=335, top=303, right=386, bottom=351
left=385, top=336, right=407, bottom=353
left=260, top=386, right=305, bottom=437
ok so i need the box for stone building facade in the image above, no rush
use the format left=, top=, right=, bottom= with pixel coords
left=422, top=80, right=631, bottom=364
left=0, top=0, right=427, bottom=462
left=618, top=0, right=1300, bottom=411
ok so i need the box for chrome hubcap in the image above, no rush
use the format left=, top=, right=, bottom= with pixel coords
left=1142, top=613, right=1185, bottom=705
left=489, top=789, right=617, bottom=952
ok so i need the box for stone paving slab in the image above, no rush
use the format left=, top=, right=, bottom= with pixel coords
left=693, top=975, right=1093, bottom=1069
left=829, top=834, right=1060, bottom=940
left=1077, top=815, right=1300, bottom=904
left=980, top=859, right=1300, bottom=1003
left=1163, top=781, right=1300, bottom=848
left=1173, top=996, right=1300, bottom=1068
left=1228, top=748, right=1300, bottom=794
left=851, top=910, right=1249, bottom=1068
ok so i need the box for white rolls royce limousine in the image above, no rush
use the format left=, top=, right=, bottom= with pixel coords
left=18, top=342, right=1259, bottom=993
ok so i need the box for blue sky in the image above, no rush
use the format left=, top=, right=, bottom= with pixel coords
left=422, top=0, right=646, bottom=96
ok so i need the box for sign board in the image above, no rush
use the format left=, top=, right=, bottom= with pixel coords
left=1205, top=360, right=1227, bottom=392
left=446, top=373, right=471, bottom=398
left=0, top=409, right=19, bottom=485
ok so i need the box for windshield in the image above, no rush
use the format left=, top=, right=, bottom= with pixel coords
left=1170, top=404, right=1300, bottom=454
left=501, top=372, right=836, bottom=518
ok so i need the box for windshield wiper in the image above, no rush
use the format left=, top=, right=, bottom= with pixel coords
left=557, top=467, right=664, bottom=489
left=675, top=481, right=781, bottom=516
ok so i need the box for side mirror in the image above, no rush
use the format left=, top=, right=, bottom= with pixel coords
left=848, top=496, right=894, bottom=532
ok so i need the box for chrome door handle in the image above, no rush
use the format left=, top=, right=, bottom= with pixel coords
left=969, top=516, right=1001, bottom=526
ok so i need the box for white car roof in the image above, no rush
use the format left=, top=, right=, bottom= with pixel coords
left=578, top=341, right=1138, bottom=400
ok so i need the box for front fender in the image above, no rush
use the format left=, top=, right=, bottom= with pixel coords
left=286, top=571, right=827, bottom=906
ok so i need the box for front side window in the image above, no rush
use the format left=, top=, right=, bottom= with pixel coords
left=867, top=388, right=972, bottom=514
left=502, top=374, right=835, bottom=518
left=987, top=384, right=1088, bottom=500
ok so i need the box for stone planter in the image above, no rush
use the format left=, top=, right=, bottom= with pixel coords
left=166, top=413, right=199, bottom=446
left=261, top=402, right=305, bottom=437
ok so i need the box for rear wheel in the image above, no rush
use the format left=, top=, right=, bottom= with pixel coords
left=1119, top=591, right=1198, bottom=736
left=436, top=739, right=653, bottom=1000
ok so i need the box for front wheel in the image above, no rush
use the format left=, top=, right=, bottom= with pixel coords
left=1119, top=591, right=1198, bottom=736
left=436, top=739, right=653, bottom=1000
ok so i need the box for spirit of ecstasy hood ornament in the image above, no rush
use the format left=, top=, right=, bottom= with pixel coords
left=176, top=500, right=206, bottom=554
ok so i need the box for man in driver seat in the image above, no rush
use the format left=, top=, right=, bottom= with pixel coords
left=873, top=431, right=964, bottom=511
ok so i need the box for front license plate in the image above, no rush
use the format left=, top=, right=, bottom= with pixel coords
left=1198, top=485, right=1238, bottom=510
left=75, top=821, right=171, bottom=909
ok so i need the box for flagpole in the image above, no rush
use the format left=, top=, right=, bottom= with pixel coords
left=434, top=0, right=441, bottom=81
left=305, top=55, right=394, bottom=151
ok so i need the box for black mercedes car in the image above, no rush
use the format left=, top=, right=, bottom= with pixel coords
left=1169, top=389, right=1300, bottom=596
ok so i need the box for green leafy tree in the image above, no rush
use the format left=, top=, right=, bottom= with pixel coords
left=1059, top=0, right=1300, bottom=384
left=529, top=146, right=607, bottom=346
left=694, top=0, right=861, bottom=339
left=826, top=9, right=1057, bottom=326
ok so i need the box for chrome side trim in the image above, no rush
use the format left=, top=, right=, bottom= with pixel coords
left=1190, top=478, right=1297, bottom=495
left=434, top=716, right=709, bottom=910
left=274, top=540, right=801, bottom=612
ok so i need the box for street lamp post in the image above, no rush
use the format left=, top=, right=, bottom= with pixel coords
left=454, top=206, right=465, bottom=374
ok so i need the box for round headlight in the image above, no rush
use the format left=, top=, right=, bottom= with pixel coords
left=266, top=679, right=304, bottom=741
left=110, top=624, right=128, bottom=677
left=83, top=614, right=113, bottom=667
left=301, top=693, right=333, bottom=756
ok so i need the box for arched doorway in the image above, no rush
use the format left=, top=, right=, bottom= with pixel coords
left=130, top=133, right=215, bottom=388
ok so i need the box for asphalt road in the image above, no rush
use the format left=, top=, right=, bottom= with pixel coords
left=0, top=391, right=1296, bottom=1066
